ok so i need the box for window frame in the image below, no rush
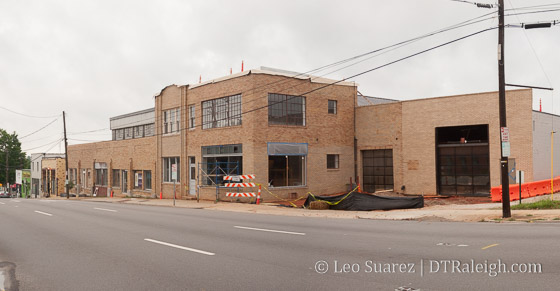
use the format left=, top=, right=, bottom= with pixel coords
left=202, top=94, right=242, bottom=130
left=327, top=154, right=339, bottom=169
left=268, top=93, right=306, bottom=126
left=328, top=100, right=337, bottom=115
left=189, top=105, right=196, bottom=129
left=163, top=157, right=180, bottom=183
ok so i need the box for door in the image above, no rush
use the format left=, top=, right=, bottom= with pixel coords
left=122, top=170, right=128, bottom=193
left=362, top=149, right=394, bottom=193
left=189, top=157, right=196, bottom=195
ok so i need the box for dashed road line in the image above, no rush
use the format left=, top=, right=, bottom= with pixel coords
left=12, top=200, right=20, bottom=203
left=482, top=243, right=499, bottom=250
left=94, top=207, right=117, bottom=212
left=34, top=210, right=53, bottom=217
left=144, top=238, right=215, bottom=256
left=234, top=225, right=306, bottom=236
left=0, top=202, right=5, bottom=205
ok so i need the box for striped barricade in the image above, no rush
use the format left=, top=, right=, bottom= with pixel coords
left=223, top=174, right=260, bottom=204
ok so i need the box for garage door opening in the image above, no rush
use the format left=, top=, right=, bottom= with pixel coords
left=436, top=125, right=490, bottom=196
left=362, top=149, right=394, bottom=193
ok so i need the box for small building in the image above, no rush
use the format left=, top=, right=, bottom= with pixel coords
left=30, top=153, right=65, bottom=197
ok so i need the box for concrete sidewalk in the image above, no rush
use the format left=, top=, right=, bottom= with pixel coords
left=56, top=194, right=560, bottom=223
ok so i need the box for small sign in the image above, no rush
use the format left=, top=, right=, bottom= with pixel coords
left=171, top=164, right=177, bottom=181
left=501, top=127, right=510, bottom=142
left=502, top=141, right=511, bottom=157
left=231, top=176, right=241, bottom=182
left=516, top=170, right=524, bottom=184
left=16, top=170, right=22, bottom=184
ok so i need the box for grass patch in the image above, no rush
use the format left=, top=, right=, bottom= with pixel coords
left=553, top=217, right=560, bottom=221
left=507, top=218, right=516, bottom=221
left=526, top=214, right=533, bottom=217
left=511, top=200, right=560, bottom=210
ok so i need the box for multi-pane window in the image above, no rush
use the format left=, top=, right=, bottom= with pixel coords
left=95, top=169, right=108, bottom=186
left=134, top=125, right=144, bottom=138
left=112, top=169, right=120, bottom=187
left=328, top=100, right=337, bottom=114
left=113, top=125, right=153, bottom=140
left=362, top=149, right=393, bottom=192
left=202, top=94, right=242, bottom=129
left=268, top=93, right=306, bottom=126
left=163, top=108, right=180, bottom=134
left=124, top=128, right=133, bottom=139
left=144, top=170, right=152, bottom=190
left=327, top=154, right=339, bottom=169
left=163, top=157, right=180, bottom=182
left=189, top=105, right=196, bottom=129
left=144, top=124, right=155, bottom=136
left=114, top=129, right=124, bottom=140
left=201, top=144, right=242, bottom=185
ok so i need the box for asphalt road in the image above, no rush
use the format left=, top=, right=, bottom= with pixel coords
left=0, top=198, right=558, bottom=291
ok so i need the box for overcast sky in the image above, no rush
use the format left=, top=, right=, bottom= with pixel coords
left=1, top=0, right=559, bottom=155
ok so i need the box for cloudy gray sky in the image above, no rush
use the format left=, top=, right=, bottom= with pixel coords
left=1, top=0, right=559, bottom=155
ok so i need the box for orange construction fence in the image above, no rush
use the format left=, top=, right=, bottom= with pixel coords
left=491, top=176, right=560, bottom=202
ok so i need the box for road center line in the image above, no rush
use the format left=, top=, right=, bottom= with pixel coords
left=144, top=238, right=215, bottom=256
left=234, top=225, right=306, bottom=236
left=481, top=243, right=499, bottom=250
left=94, top=207, right=117, bottom=212
left=34, top=210, right=53, bottom=216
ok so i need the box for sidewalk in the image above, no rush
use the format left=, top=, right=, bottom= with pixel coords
left=62, top=194, right=560, bottom=223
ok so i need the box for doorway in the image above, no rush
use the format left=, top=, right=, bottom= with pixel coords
left=189, top=157, right=196, bottom=195
left=436, top=125, right=490, bottom=196
left=122, top=170, right=128, bottom=194
left=362, top=149, right=394, bottom=192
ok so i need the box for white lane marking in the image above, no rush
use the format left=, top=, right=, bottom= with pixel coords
left=144, top=238, right=215, bottom=256
left=34, top=210, right=53, bottom=216
left=0, top=202, right=5, bottom=205
left=234, top=225, right=306, bottom=236
left=94, top=207, right=117, bottom=212
left=12, top=200, right=20, bottom=203
left=457, top=244, right=469, bottom=247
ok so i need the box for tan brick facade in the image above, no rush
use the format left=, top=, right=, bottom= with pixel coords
left=68, top=137, right=156, bottom=197
left=155, top=71, right=357, bottom=200
left=67, top=67, right=535, bottom=199
left=356, top=89, right=533, bottom=195
left=41, top=158, right=65, bottom=196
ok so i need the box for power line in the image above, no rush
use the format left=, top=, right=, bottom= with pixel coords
left=19, top=118, right=59, bottom=139
left=22, top=137, right=63, bottom=152
left=63, top=10, right=501, bottom=137
left=0, top=106, right=61, bottom=119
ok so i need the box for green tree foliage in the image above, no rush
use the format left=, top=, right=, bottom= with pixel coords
left=0, top=128, right=29, bottom=185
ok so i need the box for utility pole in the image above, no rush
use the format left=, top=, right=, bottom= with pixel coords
left=63, top=111, right=70, bottom=199
left=498, top=0, right=511, bottom=218
left=4, top=145, right=8, bottom=189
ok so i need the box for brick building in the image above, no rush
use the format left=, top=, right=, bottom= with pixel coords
left=67, top=67, right=551, bottom=199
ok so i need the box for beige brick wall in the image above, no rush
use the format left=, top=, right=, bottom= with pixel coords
left=41, top=158, right=66, bottom=196
left=68, top=136, right=156, bottom=197
left=182, top=73, right=356, bottom=200
left=356, top=102, right=403, bottom=191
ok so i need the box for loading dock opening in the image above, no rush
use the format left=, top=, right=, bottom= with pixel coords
left=436, top=125, right=490, bottom=196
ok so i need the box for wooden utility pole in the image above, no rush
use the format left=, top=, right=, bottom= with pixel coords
left=498, top=0, right=511, bottom=218
left=63, top=111, right=70, bottom=199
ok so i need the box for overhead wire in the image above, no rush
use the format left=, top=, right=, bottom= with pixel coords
left=0, top=106, right=61, bottom=119
left=19, top=118, right=59, bottom=139
left=64, top=10, right=501, bottom=137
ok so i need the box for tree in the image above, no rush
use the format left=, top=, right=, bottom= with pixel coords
left=0, top=129, right=29, bottom=186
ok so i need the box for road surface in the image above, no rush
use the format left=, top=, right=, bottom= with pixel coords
left=0, top=198, right=558, bottom=290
